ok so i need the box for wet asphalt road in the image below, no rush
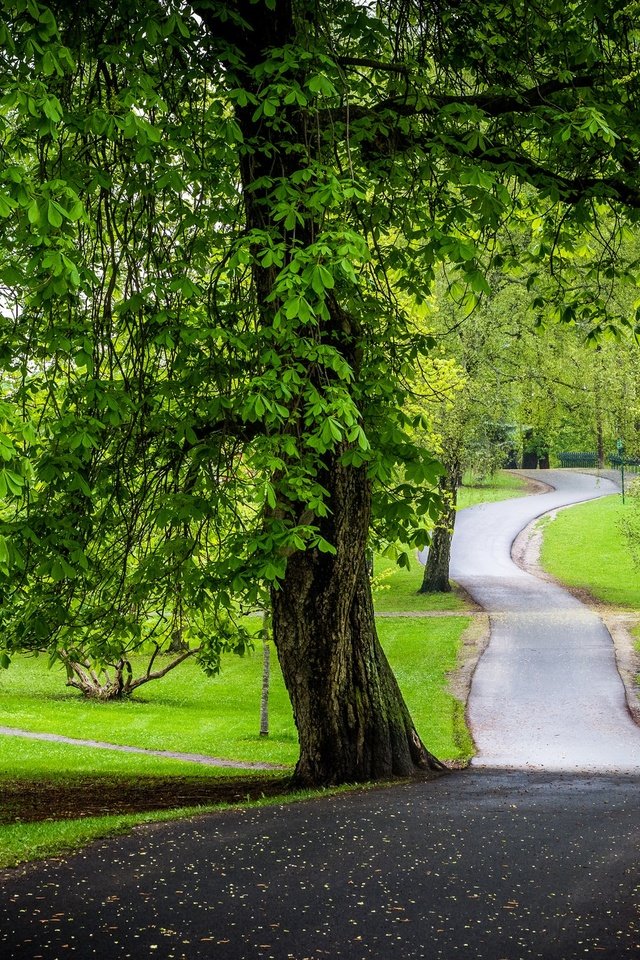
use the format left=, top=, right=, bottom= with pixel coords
left=2, top=469, right=640, bottom=958
left=2, top=770, right=640, bottom=959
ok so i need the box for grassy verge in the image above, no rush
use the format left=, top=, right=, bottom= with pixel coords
left=2, top=471, right=527, bottom=869
left=539, top=494, right=640, bottom=609
left=538, top=493, right=640, bottom=723
left=0, top=785, right=355, bottom=871
left=1, top=807, right=218, bottom=871
left=457, top=469, right=531, bottom=509
left=0, top=729, right=285, bottom=869
left=381, top=616, right=474, bottom=762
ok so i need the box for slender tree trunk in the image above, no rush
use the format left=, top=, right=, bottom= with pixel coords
left=594, top=351, right=605, bottom=468
left=272, top=457, right=445, bottom=786
left=419, top=463, right=461, bottom=594
left=168, top=627, right=188, bottom=653
left=596, top=419, right=605, bottom=469
left=260, top=613, right=270, bottom=738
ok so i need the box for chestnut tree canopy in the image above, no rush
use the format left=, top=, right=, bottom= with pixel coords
left=1, top=0, right=639, bottom=781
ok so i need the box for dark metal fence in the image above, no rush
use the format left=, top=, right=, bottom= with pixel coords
left=608, top=455, right=640, bottom=474
left=557, top=452, right=598, bottom=468
left=557, top=451, right=640, bottom=474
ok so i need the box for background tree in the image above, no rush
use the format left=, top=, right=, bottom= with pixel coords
left=413, top=234, right=640, bottom=594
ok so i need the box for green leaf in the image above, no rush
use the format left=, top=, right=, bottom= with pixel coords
left=3, top=469, right=24, bottom=495
left=42, top=95, right=63, bottom=121
left=50, top=559, right=66, bottom=581
left=307, top=74, right=336, bottom=96
left=310, top=265, right=335, bottom=295
left=27, top=199, right=41, bottom=225
left=47, top=201, right=63, bottom=228
left=469, top=271, right=491, bottom=295
left=264, top=482, right=277, bottom=509
left=315, top=537, right=336, bottom=554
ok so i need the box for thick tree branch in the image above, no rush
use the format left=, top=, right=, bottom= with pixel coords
left=361, top=119, right=640, bottom=209
left=464, top=142, right=640, bottom=208
left=328, top=74, right=599, bottom=127
left=127, top=647, right=201, bottom=692
left=374, top=75, right=598, bottom=118
left=337, top=56, right=411, bottom=74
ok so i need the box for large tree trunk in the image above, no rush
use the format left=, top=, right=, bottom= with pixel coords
left=272, top=458, right=444, bottom=786
left=419, top=463, right=461, bottom=594
left=206, top=0, right=444, bottom=786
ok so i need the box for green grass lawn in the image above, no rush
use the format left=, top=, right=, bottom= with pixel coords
left=0, top=614, right=473, bottom=868
left=457, top=469, right=530, bottom=509
left=380, top=616, right=474, bottom=762
left=0, top=733, right=273, bottom=780
left=1, top=470, right=526, bottom=869
left=372, top=550, right=469, bottom=613
left=0, top=617, right=473, bottom=766
left=539, top=494, right=640, bottom=609
left=0, top=650, right=299, bottom=765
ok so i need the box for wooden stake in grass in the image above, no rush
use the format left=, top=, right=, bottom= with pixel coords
left=260, top=614, right=271, bottom=738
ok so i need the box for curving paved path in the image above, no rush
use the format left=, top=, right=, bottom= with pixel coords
left=451, top=469, right=640, bottom=772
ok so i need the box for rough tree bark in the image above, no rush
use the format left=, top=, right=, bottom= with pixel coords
left=419, top=462, right=461, bottom=594
left=272, top=457, right=444, bottom=785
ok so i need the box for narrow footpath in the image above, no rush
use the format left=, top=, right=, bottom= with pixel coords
left=451, top=469, right=640, bottom=771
